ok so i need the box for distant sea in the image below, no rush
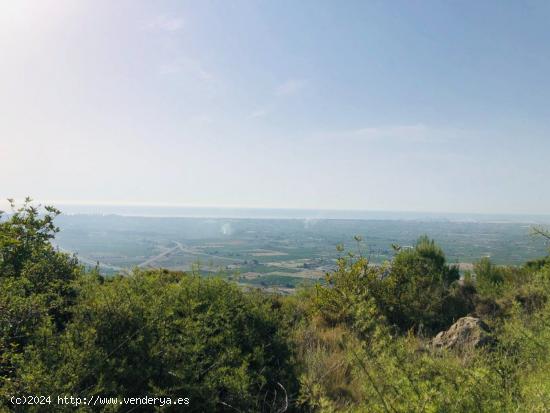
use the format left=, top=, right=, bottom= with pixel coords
left=55, top=204, right=550, bottom=224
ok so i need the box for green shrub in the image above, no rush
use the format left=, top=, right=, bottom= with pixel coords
left=12, top=270, right=297, bottom=412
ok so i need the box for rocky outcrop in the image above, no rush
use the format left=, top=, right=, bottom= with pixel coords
left=432, top=316, right=493, bottom=352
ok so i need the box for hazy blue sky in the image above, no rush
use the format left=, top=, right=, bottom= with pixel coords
left=1, top=0, right=549, bottom=213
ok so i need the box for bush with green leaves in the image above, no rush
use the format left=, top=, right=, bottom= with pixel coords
left=376, top=236, right=467, bottom=333
left=293, top=241, right=550, bottom=412
left=7, top=269, right=298, bottom=412
left=1, top=199, right=81, bottom=400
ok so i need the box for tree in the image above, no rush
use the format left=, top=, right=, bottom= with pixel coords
left=0, top=198, right=81, bottom=326
left=474, top=257, right=506, bottom=295
left=375, top=236, right=465, bottom=333
left=1, top=198, right=81, bottom=401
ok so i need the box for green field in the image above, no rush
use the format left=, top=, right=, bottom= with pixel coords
left=52, top=214, right=550, bottom=289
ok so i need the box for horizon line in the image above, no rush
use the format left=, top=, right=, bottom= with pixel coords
left=1, top=199, right=548, bottom=219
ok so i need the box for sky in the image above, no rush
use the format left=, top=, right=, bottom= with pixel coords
left=1, top=0, right=550, bottom=214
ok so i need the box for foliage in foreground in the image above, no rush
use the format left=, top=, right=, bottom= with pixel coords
left=1, top=200, right=550, bottom=412
left=289, top=249, right=550, bottom=412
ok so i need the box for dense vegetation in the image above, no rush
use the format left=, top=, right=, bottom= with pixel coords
left=1, top=200, right=550, bottom=412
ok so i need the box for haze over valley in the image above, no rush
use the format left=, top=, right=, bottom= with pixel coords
left=53, top=208, right=550, bottom=291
